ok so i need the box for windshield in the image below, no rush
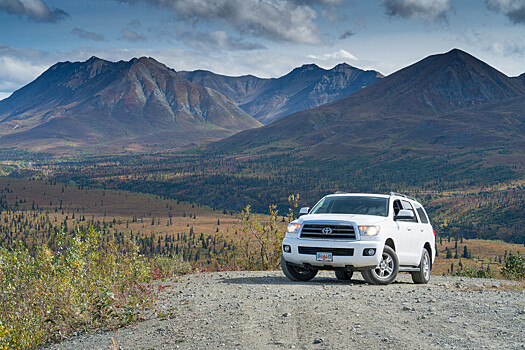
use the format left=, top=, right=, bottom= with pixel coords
left=310, top=196, right=389, bottom=217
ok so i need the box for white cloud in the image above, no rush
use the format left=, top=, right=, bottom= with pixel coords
left=176, top=29, right=266, bottom=51
left=0, top=92, right=12, bottom=101
left=0, top=46, right=50, bottom=93
left=119, top=28, right=147, bottom=42
left=308, top=49, right=358, bottom=61
left=114, top=0, right=327, bottom=44
left=72, top=28, right=106, bottom=41
left=382, top=0, right=452, bottom=22
left=486, top=0, right=525, bottom=24
left=0, top=0, right=68, bottom=22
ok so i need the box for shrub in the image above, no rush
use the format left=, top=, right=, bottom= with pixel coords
left=211, top=194, right=299, bottom=270
left=501, top=251, right=525, bottom=280
left=453, top=265, right=495, bottom=279
left=151, top=253, right=192, bottom=279
left=0, top=226, right=191, bottom=349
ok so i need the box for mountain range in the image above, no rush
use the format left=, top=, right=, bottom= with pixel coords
left=0, top=49, right=524, bottom=157
left=0, top=57, right=381, bottom=154
left=0, top=56, right=262, bottom=154
left=212, top=49, right=525, bottom=157
left=180, top=63, right=382, bottom=124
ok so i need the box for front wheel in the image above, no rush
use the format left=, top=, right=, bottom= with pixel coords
left=281, top=255, right=318, bottom=282
left=411, top=249, right=431, bottom=284
left=361, top=246, right=399, bottom=285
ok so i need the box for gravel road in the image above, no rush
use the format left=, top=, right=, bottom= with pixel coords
left=46, top=271, right=525, bottom=350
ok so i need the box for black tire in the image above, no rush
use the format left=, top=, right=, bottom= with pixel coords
left=334, top=270, right=354, bottom=280
left=411, top=249, right=431, bottom=284
left=281, top=255, right=318, bottom=282
left=361, top=246, right=399, bottom=285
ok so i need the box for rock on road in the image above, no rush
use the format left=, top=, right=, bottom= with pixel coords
left=46, top=271, right=525, bottom=350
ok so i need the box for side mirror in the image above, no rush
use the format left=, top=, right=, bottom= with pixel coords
left=395, top=209, right=414, bottom=221
left=299, top=207, right=310, bottom=216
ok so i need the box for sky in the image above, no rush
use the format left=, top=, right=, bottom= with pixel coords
left=1, top=0, right=525, bottom=100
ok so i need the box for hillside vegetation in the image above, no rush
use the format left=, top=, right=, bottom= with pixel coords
left=25, top=149, right=525, bottom=245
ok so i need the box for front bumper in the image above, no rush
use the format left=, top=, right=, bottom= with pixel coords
left=282, top=237, right=383, bottom=269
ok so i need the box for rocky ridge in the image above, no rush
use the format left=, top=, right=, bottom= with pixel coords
left=181, top=63, right=383, bottom=124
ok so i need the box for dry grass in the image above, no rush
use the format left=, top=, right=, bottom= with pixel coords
left=432, top=237, right=524, bottom=278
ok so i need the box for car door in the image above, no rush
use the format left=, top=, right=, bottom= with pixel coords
left=392, top=199, right=410, bottom=265
left=393, top=199, right=420, bottom=265
left=414, top=205, right=433, bottom=257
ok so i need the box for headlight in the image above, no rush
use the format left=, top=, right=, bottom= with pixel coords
left=287, top=223, right=301, bottom=234
left=358, top=225, right=380, bottom=236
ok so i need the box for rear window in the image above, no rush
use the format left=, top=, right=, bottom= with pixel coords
left=416, top=207, right=429, bottom=224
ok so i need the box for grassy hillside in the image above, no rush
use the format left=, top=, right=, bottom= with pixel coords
left=432, top=236, right=523, bottom=278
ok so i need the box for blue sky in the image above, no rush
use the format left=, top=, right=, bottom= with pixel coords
left=1, top=0, right=525, bottom=100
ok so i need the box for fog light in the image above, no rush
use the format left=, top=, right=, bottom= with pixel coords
left=363, top=248, right=376, bottom=256
left=283, top=245, right=291, bottom=253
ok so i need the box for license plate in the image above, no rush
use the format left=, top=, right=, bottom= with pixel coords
left=316, top=252, right=333, bottom=262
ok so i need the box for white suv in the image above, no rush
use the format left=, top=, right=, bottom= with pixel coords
left=281, top=192, right=435, bottom=285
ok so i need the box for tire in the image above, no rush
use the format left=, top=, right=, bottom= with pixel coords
left=281, top=255, right=318, bottom=282
left=411, top=249, right=431, bottom=284
left=335, top=270, right=354, bottom=280
left=361, top=246, right=399, bottom=285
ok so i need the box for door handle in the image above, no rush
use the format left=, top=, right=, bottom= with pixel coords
left=407, top=228, right=412, bottom=231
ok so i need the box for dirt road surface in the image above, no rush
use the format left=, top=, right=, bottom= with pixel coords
left=45, top=271, right=525, bottom=349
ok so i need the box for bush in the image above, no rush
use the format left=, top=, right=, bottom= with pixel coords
left=0, top=226, right=191, bottom=349
left=151, top=254, right=192, bottom=279
left=501, top=251, right=525, bottom=280
left=453, top=265, right=495, bottom=279
left=211, top=194, right=299, bottom=270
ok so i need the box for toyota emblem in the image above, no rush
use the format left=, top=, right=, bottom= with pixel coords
left=322, top=227, right=332, bottom=235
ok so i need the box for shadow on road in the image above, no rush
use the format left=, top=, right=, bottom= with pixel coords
left=219, top=274, right=417, bottom=286
left=219, top=275, right=368, bottom=286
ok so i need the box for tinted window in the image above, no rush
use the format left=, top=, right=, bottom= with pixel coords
left=310, top=196, right=389, bottom=217
left=416, top=207, right=429, bottom=224
left=393, top=200, right=402, bottom=216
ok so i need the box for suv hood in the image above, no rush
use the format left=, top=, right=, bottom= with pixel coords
left=297, top=214, right=387, bottom=226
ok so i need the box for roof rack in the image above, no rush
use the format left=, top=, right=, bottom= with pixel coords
left=389, top=192, right=416, bottom=201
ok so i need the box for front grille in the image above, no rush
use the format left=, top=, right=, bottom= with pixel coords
left=300, top=224, right=356, bottom=240
left=298, top=246, right=354, bottom=256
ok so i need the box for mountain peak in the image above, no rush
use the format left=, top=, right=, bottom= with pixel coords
left=334, top=62, right=353, bottom=69
left=301, top=63, right=321, bottom=69
left=446, top=48, right=469, bottom=55
left=85, top=56, right=107, bottom=66
left=136, top=56, right=158, bottom=63
left=433, top=48, right=482, bottom=66
left=292, top=63, right=324, bottom=73
left=87, top=55, right=103, bottom=61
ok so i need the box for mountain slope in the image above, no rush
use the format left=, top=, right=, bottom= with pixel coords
left=181, top=63, right=383, bottom=124
left=211, top=49, right=525, bottom=155
left=512, top=72, right=525, bottom=88
left=0, top=57, right=261, bottom=154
